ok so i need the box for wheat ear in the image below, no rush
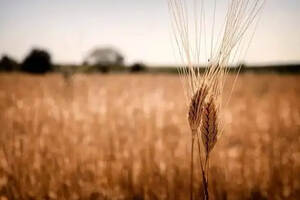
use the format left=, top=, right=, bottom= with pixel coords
left=188, top=84, right=208, bottom=132
left=200, top=97, right=218, bottom=157
left=168, top=0, right=266, bottom=199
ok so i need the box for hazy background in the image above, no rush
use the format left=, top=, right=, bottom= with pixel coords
left=0, top=0, right=300, bottom=66
left=0, top=1, right=300, bottom=199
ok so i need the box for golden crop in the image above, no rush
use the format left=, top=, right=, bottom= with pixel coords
left=0, top=73, right=299, bottom=200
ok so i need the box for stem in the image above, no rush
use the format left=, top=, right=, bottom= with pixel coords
left=190, top=132, right=195, bottom=200
left=203, top=155, right=209, bottom=200
left=202, top=170, right=209, bottom=200
left=196, top=132, right=204, bottom=175
left=196, top=133, right=209, bottom=200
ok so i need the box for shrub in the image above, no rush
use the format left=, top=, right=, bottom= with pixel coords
left=21, top=49, right=52, bottom=73
left=0, top=55, right=19, bottom=72
left=130, top=63, right=146, bottom=73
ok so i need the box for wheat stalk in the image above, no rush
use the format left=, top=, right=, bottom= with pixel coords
left=168, top=0, right=265, bottom=199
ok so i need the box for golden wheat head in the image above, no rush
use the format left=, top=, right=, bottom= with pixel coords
left=188, top=84, right=208, bottom=132
left=200, top=97, right=218, bottom=156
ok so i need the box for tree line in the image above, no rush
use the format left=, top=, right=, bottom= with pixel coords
left=0, top=49, right=52, bottom=73
left=0, top=47, right=146, bottom=74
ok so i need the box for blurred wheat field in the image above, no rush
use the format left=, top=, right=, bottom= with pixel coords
left=0, top=73, right=299, bottom=200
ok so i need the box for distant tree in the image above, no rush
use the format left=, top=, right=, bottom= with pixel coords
left=0, top=55, right=19, bottom=72
left=130, top=62, right=146, bottom=73
left=21, top=49, right=52, bottom=73
left=84, top=47, right=125, bottom=72
left=82, top=61, right=88, bottom=66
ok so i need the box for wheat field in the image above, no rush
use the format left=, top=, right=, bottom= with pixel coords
left=0, top=73, right=299, bottom=200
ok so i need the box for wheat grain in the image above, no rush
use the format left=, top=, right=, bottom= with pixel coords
left=200, top=97, right=218, bottom=156
left=188, top=84, right=208, bottom=132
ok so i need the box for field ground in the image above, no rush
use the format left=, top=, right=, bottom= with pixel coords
left=0, top=73, right=299, bottom=200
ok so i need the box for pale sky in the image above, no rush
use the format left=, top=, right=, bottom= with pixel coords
left=0, top=0, right=299, bottom=65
